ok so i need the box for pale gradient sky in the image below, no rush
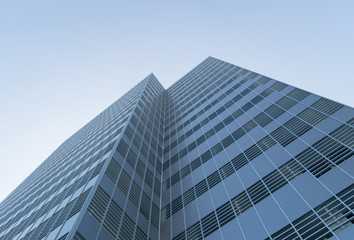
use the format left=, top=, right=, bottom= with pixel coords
left=0, top=1, right=353, bottom=203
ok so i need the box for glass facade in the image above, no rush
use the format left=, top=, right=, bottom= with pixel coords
left=0, top=57, right=353, bottom=240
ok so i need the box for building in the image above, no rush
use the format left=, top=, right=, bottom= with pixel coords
left=0, top=57, right=353, bottom=240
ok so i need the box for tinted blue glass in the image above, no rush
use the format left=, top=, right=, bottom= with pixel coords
left=0, top=58, right=353, bottom=240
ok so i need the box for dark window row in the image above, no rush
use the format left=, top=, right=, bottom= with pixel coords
left=0, top=79, right=146, bottom=234
left=173, top=170, right=353, bottom=240
left=164, top=73, right=302, bottom=149
left=20, top=188, right=91, bottom=240
left=266, top=184, right=354, bottom=240
left=166, top=62, right=235, bottom=127
left=166, top=58, right=223, bottom=108
left=105, top=158, right=160, bottom=229
left=164, top=80, right=262, bottom=153
left=166, top=65, right=237, bottom=122
left=162, top=120, right=354, bottom=221
left=2, top=161, right=104, bottom=239
left=0, top=112, right=127, bottom=225
left=126, top=120, right=162, bottom=174
left=117, top=86, right=164, bottom=196
left=163, top=95, right=339, bottom=189
left=0, top=154, right=107, bottom=238
left=87, top=187, right=147, bottom=240
left=117, top=142, right=161, bottom=197
left=165, top=73, right=248, bottom=136
left=166, top=57, right=215, bottom=97
left=163, top=84, right=271, bottom=171
left=136, top=96, right=164, bottom=145
left=164, top=65, right=290, bottom=139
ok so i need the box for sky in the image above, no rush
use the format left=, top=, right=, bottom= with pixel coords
left=0, top=1, right=353, bottom=203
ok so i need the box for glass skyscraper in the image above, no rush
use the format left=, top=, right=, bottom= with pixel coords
left=0, top=57, right=353, bottom=240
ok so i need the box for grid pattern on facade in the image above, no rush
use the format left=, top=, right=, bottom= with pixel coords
left=163, top=57, right=353, bottom=240
left=0, top=57, right=353, bottom=240
left=162, top=119, right=354, bottom=222
left=0, top=78, right=147, bottom=239
left=266, top=184, right=354, bottom=240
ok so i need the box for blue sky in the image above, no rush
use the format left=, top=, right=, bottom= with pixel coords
left=0, top=1, right=353, bottom=202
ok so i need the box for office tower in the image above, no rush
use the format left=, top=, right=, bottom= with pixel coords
left=0, top=57, right=353, bottom=240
